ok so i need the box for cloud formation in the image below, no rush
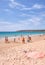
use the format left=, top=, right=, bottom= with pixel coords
left=21, top=4, right=45, bottom=10
left=9, top=0, right=25, bottom=9
left=9, top=0, right=45, bottom=10
left=0, top=0, right=45, bottom=31
left=33, top=4, right=45, bottom=9
left=0, top=16, right=42, bottom=31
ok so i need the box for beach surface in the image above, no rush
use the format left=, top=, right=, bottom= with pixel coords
left=0, top=35, right=45, bottom=65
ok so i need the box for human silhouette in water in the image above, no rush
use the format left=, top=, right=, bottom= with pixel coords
left=14, top=38, right=16, bottom=42
left=5, top=36, right=8, bottom=43
left=27, top=36, right=31, bottom=42
left=22, top=37, right=25, bottom=43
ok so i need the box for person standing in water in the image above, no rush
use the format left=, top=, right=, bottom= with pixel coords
left=22, top=37, right=25, bottom=43
left=27, top=36, right=31, bottom=42
left=5, top=36, right=8, bottom=43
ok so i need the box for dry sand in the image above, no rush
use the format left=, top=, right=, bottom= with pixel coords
left=0, top=35, right=45, bottom=65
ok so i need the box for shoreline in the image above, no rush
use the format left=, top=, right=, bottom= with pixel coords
left=0, top=34, right=45, bottom=38
left=0, top=34, right=45, bottom=43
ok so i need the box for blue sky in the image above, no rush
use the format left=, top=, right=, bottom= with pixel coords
left=0, top=0, right=45, bottom=31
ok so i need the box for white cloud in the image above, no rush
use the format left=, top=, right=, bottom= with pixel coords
left=29, top=17, right=41, bottom=25
left=21, top=7, right=31, bottom=10
left=21, top=4, right=45, bottom=10
left=9, top=0, right=45, bottom=11
left=3, top=8, right=13, bottom=14
left=33, top=4, right=45, bottom=9
left=9, top=0, right=25, bottom=9
left=0, top=16, right=43, bottom=31
left=17, top=17, right=41, bottom=27
left=0, top=20, right=29, bottom=31
left=0, top=0, right=45, bottom=12
left=10, top=0, right=14, bottom=2
left=0, top=21, right=19, bottom=31
left=21, top=17, right=41, bottom=26
left=19, top=14, right=42, bottom=26
left=4, top=9, right=10, bottom=12
left=20, top=13, right=32, bottom=17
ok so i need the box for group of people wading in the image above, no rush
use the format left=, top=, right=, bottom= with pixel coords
left=5, top=36, right=32, bottom=43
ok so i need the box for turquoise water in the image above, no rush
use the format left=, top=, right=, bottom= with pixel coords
left=0, top=31, right=45, bottom=38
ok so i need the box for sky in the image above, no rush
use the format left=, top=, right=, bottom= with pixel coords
left=0, top=0, right=45, bottom=31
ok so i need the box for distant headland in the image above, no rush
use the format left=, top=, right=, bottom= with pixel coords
left=16, top=30, right=45, bottom=32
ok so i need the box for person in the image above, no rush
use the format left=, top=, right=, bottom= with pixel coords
left=5, top=36, right=8, bottom=43
left=14, top=38, right=16, bottom=42
left=22, top=37, right=25, bottom=43
left=27, top=36, right=31, bottom=42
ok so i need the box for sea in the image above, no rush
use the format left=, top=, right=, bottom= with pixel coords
left=0, top=31, right=45, bottom=38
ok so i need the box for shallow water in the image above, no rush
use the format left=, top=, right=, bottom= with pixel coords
left=0, top=31, right=45, bottom=38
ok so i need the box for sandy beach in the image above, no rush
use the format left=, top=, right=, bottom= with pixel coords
left=0, top=35, right=45, bottom=65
